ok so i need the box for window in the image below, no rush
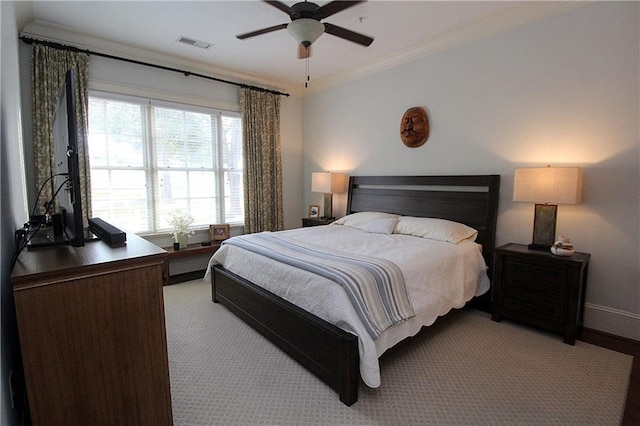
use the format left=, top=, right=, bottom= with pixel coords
left=87, top=93, right=243, bottom=234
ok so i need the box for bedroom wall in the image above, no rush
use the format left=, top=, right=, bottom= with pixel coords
left=302, top=2, right=639, bottom=340
left=2, top=2, right=33, bottom=425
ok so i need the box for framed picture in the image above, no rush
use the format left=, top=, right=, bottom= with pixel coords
left=309, top=205, right=320, bottom=219
left=209, top=224, right=230, bottom=241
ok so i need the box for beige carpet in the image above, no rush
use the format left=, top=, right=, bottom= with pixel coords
left=164, top=279, right=632, bottom=425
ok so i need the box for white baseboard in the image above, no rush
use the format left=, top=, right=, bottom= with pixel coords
left=584, top=303, right=640, bottom=341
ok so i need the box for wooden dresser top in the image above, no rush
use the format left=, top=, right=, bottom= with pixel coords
left=11, top=232, right=167, bottom=288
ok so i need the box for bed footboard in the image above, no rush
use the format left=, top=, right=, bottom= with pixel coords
left=212, top=264, right=359, bottom=406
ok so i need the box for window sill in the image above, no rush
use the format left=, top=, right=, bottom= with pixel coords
left=141, top=224, right=244, bottom=248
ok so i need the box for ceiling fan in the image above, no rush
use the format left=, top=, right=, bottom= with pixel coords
left=236, top=0, right=374, bottom=58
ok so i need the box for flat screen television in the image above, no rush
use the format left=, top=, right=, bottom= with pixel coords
left=52, top=69, right=85, bottom=247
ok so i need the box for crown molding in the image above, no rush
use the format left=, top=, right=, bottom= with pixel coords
left=20, top=19, right=303, bottom=98
left=305, top=2, right=583, bottom=95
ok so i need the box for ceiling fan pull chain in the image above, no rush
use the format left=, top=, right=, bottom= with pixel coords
left=305, top=57, right=310, bottom=88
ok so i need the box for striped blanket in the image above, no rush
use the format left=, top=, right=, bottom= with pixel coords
left=223, top=232, right=415, bottom=338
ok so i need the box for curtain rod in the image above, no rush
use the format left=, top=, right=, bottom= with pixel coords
left=19, top=36, right=290, bottom=97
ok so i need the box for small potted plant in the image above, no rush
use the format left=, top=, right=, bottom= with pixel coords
left=168, top=209, right=194, bottom=250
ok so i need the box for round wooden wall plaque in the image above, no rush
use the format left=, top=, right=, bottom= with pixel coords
left=400, top=107, right=429, bottom=148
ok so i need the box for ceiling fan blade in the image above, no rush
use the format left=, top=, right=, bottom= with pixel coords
left=298, top=44, right=311, bottom=59
left=323, top=23, right=373, bottom=47
left=318, top=1, right=365, bottom=19
left=264, top=0, right=292, bottom=15
left=236, top=23, right=288, bottom=40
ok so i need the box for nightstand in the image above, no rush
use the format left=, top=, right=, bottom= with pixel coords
left=302, top=218, right=335, bottom=227
left=492, top=243, right=590, bottom=345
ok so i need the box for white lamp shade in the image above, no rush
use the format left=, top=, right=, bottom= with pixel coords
left=513, top=167, right=583, bottom=204
left=312, top=172, right=348, bottom=194
left=287, top=19, right=325, bottom=47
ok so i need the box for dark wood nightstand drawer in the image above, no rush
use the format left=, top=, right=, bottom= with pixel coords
left=503, top=260, right=567, bottom=297
left=502, top=291, right=564, bottom=330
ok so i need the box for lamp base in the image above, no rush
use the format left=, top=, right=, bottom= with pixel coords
left=323, top=192, right=333, bottom=219
left=529, top=203, right=557, bottom=250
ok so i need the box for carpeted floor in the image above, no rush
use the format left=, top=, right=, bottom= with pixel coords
left=164, top=279, right=632, bottom=425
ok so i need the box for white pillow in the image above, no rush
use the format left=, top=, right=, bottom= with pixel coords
left=332, top=212, right=400, bottom=230
left=394, top=216, right=478, bottom=244
left=364, top=217, right=398, bottom=235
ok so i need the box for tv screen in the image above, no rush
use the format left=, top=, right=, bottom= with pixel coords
left=52, top=69, right=85, bottom=247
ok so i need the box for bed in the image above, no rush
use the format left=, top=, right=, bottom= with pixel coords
left=206, top=175, right=500, bottom=406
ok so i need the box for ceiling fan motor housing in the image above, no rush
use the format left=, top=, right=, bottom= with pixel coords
left=290, top=1, right=324, bottom=19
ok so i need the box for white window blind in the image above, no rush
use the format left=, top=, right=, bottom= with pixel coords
left=87, top=94, right=243, bottom=234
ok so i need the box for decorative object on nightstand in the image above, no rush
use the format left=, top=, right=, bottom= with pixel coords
left=513, top=166, right=583, bottom=250
left=492, top=243, right=590, bottom=345
left=302, top=217, right=335, bottom=227
left=311, top=171, right=348, bottom=219
left=551, top=235, right=575, bottom=256
left=308, top=204, right=320, bottom=219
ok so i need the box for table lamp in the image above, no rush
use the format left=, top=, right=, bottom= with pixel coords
left=311, top=172, right=348, bottom=219
left=513, top=166, right=583, bottom=250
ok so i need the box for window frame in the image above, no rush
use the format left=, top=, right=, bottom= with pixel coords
left=87, top=89, right=244, bottom=236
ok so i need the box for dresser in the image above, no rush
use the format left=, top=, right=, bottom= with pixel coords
left=491, top=243, right=590, bottom=345
left=11, top=233, right=173, bottom=425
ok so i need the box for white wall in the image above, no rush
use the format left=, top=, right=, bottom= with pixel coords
left=1, top=2, right=33, bottom=424
left=302, top=3, right=639, bottom=340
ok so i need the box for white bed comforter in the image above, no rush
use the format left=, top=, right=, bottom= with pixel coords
left=204, top=225, right=490, bottom=388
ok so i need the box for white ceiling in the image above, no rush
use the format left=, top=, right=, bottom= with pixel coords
left=23, top=1, right=576, bottom=95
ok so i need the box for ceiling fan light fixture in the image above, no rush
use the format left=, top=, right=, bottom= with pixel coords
left=287, top=19, right=325, bottom=47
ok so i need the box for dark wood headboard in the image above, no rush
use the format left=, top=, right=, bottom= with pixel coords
left=346, top=175, right=500, bottom=284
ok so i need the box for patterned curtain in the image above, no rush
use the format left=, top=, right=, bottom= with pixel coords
left=31, top=45, right=91, bottom=221
left=240, top=87, right=284, bottom=233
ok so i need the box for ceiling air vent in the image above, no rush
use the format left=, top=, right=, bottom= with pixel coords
left=177, top=36, right=212, bottom=50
